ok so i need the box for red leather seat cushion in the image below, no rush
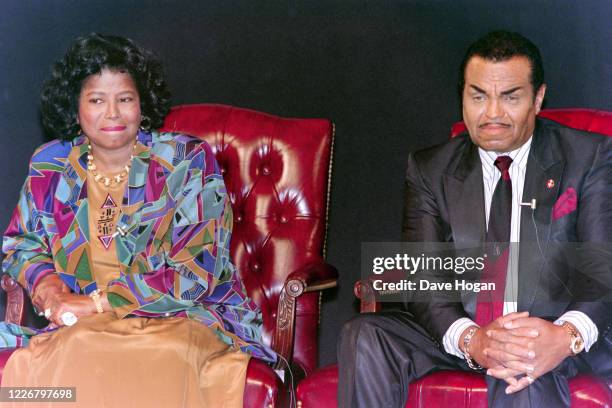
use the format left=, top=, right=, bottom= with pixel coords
left=296, top=364, right=338, bottom=408
left=0, top=349, right=15, bottom=383
left=405, top=371, right=488, bottom=408
left=244, top=358, right=284, bottom=408
left=405, top=371, right=611, bottom=408
left=297, top=364, right=612, bottom=407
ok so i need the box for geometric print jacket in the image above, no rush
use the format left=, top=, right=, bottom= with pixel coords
left=2, top=130, right=276, bottom=363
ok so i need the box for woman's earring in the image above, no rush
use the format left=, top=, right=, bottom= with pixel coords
left=140, top=115, right=151, bottom=131
left=75, top=117, right=83, bottom=136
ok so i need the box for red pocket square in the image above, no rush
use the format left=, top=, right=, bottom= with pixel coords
left=552, top=187, right=577, bottom=220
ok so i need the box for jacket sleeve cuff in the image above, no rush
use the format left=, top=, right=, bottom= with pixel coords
left=28, top=266, right=57, bottom=298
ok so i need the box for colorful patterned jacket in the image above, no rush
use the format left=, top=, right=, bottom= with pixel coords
left=2, top=130, right=276, bottom=363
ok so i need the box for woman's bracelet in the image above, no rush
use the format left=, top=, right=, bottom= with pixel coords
left=90, top=289, right=104, bottom=313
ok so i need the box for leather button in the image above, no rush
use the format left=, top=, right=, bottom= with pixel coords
left=220, top=167, right=226, bottom=175
left=236, top=214, right=243, bottom=222
left=261, top=166, right=271, bottom=175
left=279, top=216, right=288, bottom=224
left=252, top=263, right=260, bottom=271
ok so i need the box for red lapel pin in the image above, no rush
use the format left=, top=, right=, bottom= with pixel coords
left=546, top=179, right=555, bottom=189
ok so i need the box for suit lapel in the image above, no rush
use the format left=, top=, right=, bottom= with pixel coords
left=444, top=140, right=486, bottom=317
left=518, top=121, right=565, bottom=310
left=444, top=140, right=487, bottom=244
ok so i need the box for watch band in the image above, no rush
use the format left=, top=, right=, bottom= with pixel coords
left=560, top=321, right=585, bottom=355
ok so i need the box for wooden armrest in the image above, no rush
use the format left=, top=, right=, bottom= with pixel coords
left=354, top=269, right=411, bottom=314
left=354, top=278, right=381, bottom=314
left=284, top=261, right=338, bottom=297
left=272, top=260, right=337, bottom=369
left=1, top=274, right=26, bottom=325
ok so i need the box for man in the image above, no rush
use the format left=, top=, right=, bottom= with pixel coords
left=338, top=31, right=612, bottom=407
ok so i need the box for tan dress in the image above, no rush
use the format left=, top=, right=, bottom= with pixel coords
left=1, top=174, right=250, bottom=408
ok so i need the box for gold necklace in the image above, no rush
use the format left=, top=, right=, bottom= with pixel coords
left=86, top=144, right=134, bottom=187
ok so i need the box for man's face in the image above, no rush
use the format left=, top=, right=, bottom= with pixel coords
left=462, top=56, right=546, bottom=152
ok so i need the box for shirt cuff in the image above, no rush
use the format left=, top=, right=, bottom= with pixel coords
left=442, top=317, right=479, bottom=358
left=555, top=311, right=598, bottom=352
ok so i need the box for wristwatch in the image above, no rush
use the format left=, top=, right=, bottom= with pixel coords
left=560, top=322, right=585, bottom=355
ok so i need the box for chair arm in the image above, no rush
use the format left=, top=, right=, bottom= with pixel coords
left=354, top=278, right=381, bottom=314
left=1, top=274, right=26, bottom=325
left=354, top=268, right=410, bottom=314
left=273, top=261, right=337, bottom=369
left=284, top=261, right=338, bottom=297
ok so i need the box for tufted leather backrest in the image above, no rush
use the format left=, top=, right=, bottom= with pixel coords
left=160, top=104, right=333, bottom=372
left=451, top=108, right=612, bottom=137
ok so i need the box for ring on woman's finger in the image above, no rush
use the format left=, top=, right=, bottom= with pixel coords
left=61, top=312, right=78, bottom=326
left=44, top=308, right=52, bottom=319
left=526, top=375, right=535, bottom=384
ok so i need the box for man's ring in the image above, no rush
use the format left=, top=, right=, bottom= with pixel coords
left=526, top=375, right=534, bottom=384
left=44, top=308, right=52, bottom=319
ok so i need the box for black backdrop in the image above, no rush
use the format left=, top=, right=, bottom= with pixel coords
left=1, top=0, right=610, bottom=366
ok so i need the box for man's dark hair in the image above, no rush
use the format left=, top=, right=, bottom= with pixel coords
left=41, top=33, right=171, bottom=140
left=458, top=30, right=545, bottom=99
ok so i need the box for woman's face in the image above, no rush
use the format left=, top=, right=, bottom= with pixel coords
left=77, top=68, right=141, bottom=151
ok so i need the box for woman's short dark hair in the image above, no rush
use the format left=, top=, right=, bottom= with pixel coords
left=458, top=30, right=545, bottom=100
left=41, top=33, right=171, bottom=140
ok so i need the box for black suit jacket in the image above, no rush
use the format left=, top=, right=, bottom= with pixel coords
left=402, top=117, right=612, bottom=344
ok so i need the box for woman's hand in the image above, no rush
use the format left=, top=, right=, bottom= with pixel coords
left=31, top=274, right=97, bottom=327
left=44, top=292, right=98, bottom=327
left=31, top=274, right=70, bottom=313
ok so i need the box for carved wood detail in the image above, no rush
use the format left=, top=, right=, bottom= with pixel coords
left=1, top=274, right=25, bottom=325
left=272, top=288, right=297, bottom=368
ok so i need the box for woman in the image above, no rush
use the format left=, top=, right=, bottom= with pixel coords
left=1, top=33, right=275, bottom=407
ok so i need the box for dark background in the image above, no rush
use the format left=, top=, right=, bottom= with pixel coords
left=1, top=0, right=610, bottom=366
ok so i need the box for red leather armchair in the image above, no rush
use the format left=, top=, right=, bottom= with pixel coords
left=0, top=104, right=338, bottom=408
left=296, top=109, right=612, bottom=408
